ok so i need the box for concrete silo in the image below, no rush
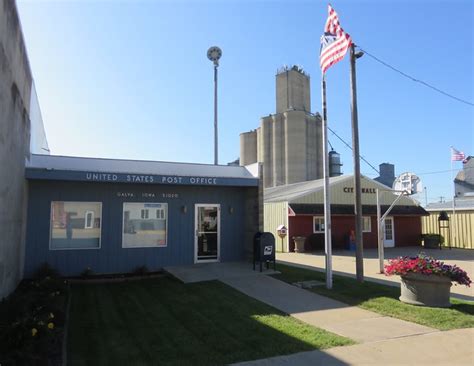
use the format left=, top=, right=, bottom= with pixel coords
left=240, top=65, right=324, bottom=188
left=239, top=130, right=258, bottom=166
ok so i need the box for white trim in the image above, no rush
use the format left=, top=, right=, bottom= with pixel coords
left=122, top=202, right=168, bottom=248
left=49, top=201, right=102, bottom=251
left=194, top=204, right=221, bottom=263
left=313, top=216, right=325, bottom=233
left=362, top=216, right=371, bottom=233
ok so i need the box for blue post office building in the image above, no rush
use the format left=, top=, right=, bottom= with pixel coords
left=24, top=155, right=260, bottom=277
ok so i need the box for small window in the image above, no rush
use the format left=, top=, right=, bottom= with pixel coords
left=84, top=211, right=94, bottom=229
left=313, top=216, right=325, bottom=233
left=156, top=208, right=165, bottom=220
left=363, top=216, right=371, bottom=233
left=123, top=203, right=167, bottom=248
left=50, top=202, right=101, bottom=250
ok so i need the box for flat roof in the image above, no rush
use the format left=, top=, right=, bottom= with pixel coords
left=425, top=198, right=474, bottom=212
left=25, top=154, right=259, bottom=187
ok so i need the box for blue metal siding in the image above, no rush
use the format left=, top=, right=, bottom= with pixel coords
left=24, top=181, right=250, bottom=277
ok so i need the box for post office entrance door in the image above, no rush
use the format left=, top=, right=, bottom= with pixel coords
left=195, top=204, right=220, bottom=263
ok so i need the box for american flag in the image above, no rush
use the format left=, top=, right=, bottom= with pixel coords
left=451, top=147, right=466, bottom=161
left=320, top=5, right=352, bottom=74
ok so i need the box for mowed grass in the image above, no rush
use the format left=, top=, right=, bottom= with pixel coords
left=272, top=264, right=474, bottom=330
left=68, top=276, right=353, bottom=366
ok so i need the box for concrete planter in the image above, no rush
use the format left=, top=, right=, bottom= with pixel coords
left=293, top=237, right=306, bottom=253
left=400, top=273, right=452, bottom=308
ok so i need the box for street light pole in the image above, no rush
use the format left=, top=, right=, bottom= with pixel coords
left=350, top=43, right=364, bottom=282
left=207, top=46, right=222, bottom=165
left=213, top=64, right=218, bottom=165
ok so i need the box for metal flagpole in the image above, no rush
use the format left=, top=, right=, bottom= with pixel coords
left=321, top=73, right=333, bottom=289
left=376, top=189, right=384, bottom=273
left=349, top=44, right=364, bottom=282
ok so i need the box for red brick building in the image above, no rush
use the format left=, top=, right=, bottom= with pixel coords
left=263, top=175, right=428, bottom=252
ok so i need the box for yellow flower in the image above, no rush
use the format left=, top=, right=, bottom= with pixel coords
left=49, top=313, right=55, bottom=319
left=31, top=328, right=38, bottom=336
left=47, top=322, right=54, bottom=330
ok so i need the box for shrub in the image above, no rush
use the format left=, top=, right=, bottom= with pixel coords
left=132, top=265, right=149, bottom=276
left=421, top=233, right=445, bottom=245
left=33, top=263, right=59, bottom=280
left=80, top=267, right=94, bottom=279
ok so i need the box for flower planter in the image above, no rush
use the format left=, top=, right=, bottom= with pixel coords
left=293, top=237, right=306, bottom=253
left=400, top=273, right=452, bottom=308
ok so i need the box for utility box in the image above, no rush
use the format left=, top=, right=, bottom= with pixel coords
left=253, top=232, right=276, bottom=272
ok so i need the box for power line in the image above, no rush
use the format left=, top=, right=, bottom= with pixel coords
left=356, top=46, right=474, bottom=107
left=327, top=124, right=473, bottom=178
left=327, top=126, right=380, bottom=175
left=416, top=166, right=474, bottom=176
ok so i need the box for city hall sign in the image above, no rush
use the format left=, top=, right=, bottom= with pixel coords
left=343, top=187, right=376, bottom=194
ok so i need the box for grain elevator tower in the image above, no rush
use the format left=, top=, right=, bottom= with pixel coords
left=240, top=66, right=323, bottom=188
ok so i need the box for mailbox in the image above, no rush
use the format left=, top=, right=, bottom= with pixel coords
left=276, top=225, right=288, bottom=238
left=253, top=232, right=276, bottom=272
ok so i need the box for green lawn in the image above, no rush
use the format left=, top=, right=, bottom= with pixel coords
left=68, top=276, right=353, bottom=366
left=272, top=264, right=474, bottom=331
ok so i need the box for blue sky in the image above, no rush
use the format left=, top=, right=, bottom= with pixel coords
left=17, top=0, right=473, bottom=204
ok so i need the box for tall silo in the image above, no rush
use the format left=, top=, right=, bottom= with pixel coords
left=329, top=150, right=343, bottom=177
left=239, top=130, right=258, bottom=166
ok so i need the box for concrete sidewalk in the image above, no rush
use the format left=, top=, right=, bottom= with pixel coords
left=221, top=274, right=435, bottom=344
left=166, top=261, right=473, bottom=365
left=164, top=261, right=278, bottom=283
left=277, top=248, right=474, bottom=301
left=223, top=271, right=473, bottom=366
left=233, top=328, right=474, bottom=366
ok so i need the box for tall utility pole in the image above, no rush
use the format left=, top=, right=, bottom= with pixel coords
left=349, top=43, right=364, bottom=282
left=207, top=46, right=222, bottom=165
left=321, top=74, right=333, bottom=289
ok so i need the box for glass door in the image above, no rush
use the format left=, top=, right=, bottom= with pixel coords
left=383, top=217, right=395, bottom=248
left=195, top=204, right=220, bottom=263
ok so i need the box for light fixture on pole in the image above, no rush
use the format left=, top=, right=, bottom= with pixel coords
left=207, top=46, right=222, bottom=165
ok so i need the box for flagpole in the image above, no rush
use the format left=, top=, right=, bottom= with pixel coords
left=451, top=147, right=456, bottom=249
left=321, top=73, right=333, bottom=289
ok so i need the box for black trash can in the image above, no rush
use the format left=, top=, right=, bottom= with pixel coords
left=253, top=232, right=276, bottom=272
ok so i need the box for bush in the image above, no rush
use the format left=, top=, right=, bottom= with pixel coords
left=422, top=233, right=445, bottom=245
left=132, top=266, right=149, bottom=276
left=80, top=267, right=94, bottom=279
left=34, top=262, right=59, bottom=280
left=0, top=278, right=67, bottom=364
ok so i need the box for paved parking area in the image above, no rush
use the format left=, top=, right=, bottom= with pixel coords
left=277, top=247, right=474, bottom=300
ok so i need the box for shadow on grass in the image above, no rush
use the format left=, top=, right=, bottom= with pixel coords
left=67, top=275, right=352, bottom=366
